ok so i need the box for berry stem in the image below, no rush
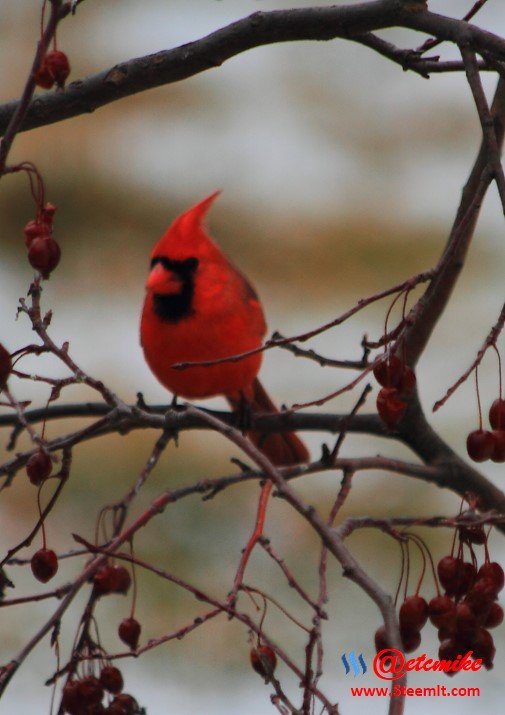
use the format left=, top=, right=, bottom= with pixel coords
left=37, top=486, right=47, bottom=550
left=492, top=343, right=503, bottom=401
left=475, top=366, right=484, bottom=431
left=407, top=534, right=428, bottom=596
left=129, top=540, right=137, bottom=620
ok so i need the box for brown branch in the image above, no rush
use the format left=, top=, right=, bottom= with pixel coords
left=433, top=301, right=505, bottom=411
left=3, top=2, right=505, bottom=138
left=402, top=77, right=505, bottom=365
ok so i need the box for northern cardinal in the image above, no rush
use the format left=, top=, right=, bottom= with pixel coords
left=140, top=191, right=308, bottom=466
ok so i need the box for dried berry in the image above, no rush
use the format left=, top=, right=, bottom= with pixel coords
left=109, top=693, right=139, bottom=715
left=26, top=449, right=52, bottom=485
left=373, top=354, right=404, bottom=388
left=31, top=548, right=58, bottom=583
left=34, top=60, right=54, bottom=89
left=61, top=680, right=81, bottom=714
left=45, top=50, right=71, bottom=87
left=374, top=625, right=389, bottom=653
left=100, top=665, right=123, bottom=694
left=76, top=676, right=104, bottom=707
left=376, top=387, right=407, bottom=429
left=28, top=236, right=61, bottom=278
left=250, top=645, right=277, bottom=680
left=118, top=617, right=141, bottom=650
left=93, top=564, right=131, bottom=597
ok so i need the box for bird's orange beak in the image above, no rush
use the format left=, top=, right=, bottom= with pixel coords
left=145, top=263, right=182, bottom=294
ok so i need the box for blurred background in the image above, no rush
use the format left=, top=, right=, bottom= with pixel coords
left=1, top=1, right=505, bottom=713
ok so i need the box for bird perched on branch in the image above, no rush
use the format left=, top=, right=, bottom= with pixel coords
left=140, top=191, right=308, bottom=466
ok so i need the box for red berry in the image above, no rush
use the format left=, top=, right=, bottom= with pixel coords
left=454, top=602, right=477, bottom=637
left=93, top=564, right=116, bottom=595
left=41, top=202, right=57, bottom=224
left=490, top=430, right=505, bottom=462
left=399, top=595, right=428, bottom=633
left=470, top=627, right=495, bottom=669
left=111, top=566, right=132, bottom=594
left=28, top=236, right=61, bottom=278
left=100, top=665, right=123, bottom=694
left=437, top=556, right=464, bottom=596
left=374, top=625, right=389, bottom=653
left=76, top=676, right=103, bottom=707
left=455, top=561, right=477, bottom=598
left=118, top=617, right=141, bottom=650
left=438, top=638, right=461, bottom=672
left=26, top=450, right=52, bottom=485
left=93, top=564, right=131, bottom=596
left=31, top=548, right=58, bottom=583
left=399, top=365, right=416, bottom=394
left=23, top=219, right=48, bottom=247
left=34, top=60, right=54, bottom=89
left=109, top=693, right=139, bottom=715
left=61, top=680, right=81, bottom=714
left=489, top=398, right=505, bottom=430
left=373, top=354, right=404, bottom=388
left=0, top=344, right=12, bottom=389
left=376, top=387, right=407, bottom=429
left=465, top=577, right=498, bottom=610
left=250, top=645, right=277, bottom=680
left=45, top=50, right=71, bottom=87
left=477, top=562, right=504, bottom=595
left=428, top=594, right=456, bottom=628
left=484, top=602, right=504, bottom=629
left=466, top=429, right=494, bottom=462
left=400, top=628, right=421, bottom=653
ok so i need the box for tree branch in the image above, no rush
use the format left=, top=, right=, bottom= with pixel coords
left=2, top=1, right=505, bottom=137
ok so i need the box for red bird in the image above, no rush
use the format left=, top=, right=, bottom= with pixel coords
left=140, top=191, right=308, bottom=466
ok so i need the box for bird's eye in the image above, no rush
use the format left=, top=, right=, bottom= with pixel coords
left=184, top=257, right=199, bottom=271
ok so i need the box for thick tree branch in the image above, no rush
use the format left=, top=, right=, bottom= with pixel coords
left=2, top=1, right=505, bottom=137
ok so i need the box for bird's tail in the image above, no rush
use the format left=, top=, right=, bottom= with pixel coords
left=227, top=378, right=309, bottom=466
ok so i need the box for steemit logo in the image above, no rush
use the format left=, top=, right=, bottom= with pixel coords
left=341, top=652, right=367, bottom=677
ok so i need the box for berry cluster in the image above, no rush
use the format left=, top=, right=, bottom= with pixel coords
left=374, top=352, right=416, bottom=429
left=373, top=522, right=503, bottom=672
left=434, top=533, right=503, bottom=670
left=467, top=398, right=505, bottom=463
left=62, top=666, right=140, bottom=714
left=91, top=562, right=141, bottom=650
left=35, top=49, right=70, bottom=89
left=92, top=564, right=132, bottom=597
left=24, top=201, right=61, bottom=278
